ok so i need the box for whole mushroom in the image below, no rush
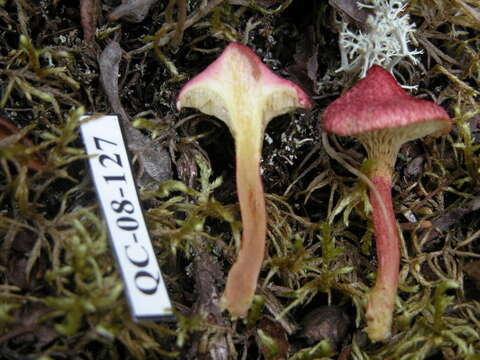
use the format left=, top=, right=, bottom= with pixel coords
left=321, top=65, right=451, bottom=341
left=177, top=43, right=312, bottom=317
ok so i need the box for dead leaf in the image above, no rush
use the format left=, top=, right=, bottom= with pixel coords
left=7, top=237, right=46, bottom=292
left=432, top=196, right=480, bottom=232
left=0, top=303, right=57, bottom=350
left=299, top=306, right=351, bottom=348
left=99, top=41, right=172, bottom=186
left=329, top=0, right=372, bottom=30
left=187, top=240, right=232, bottom=360
left=464, top=261, right=480, bottom=288
left=288, top=26, right=318, bottom=93
left=11, top=230, right=37, bottom=253
left=464, top=260, right=480, bottom=301
left=406, top=155, right=425, bottom=178
left=108, top=0, right=157, bottom=23
left=418, top=196, right=480, bottom=246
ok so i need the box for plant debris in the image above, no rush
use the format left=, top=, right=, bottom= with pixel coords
left=108, top=0, right=158, bottom=23
left=99, top=40, right=172, bottom=186
left=80, top=0, right=98, bottom=42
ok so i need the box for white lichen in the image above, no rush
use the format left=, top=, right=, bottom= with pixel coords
left=337, top=0, right=422, bottom=78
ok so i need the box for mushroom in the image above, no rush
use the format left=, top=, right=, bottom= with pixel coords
left=321, top=65, right=451, bottom=341
left=177, top=43, right=312, bottom=317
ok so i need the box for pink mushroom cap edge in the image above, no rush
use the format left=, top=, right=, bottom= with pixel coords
left=322, top=65, right=451, bottom=137
left=176, top=42, right=313, bottom=111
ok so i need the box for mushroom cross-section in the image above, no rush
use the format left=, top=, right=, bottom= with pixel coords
left=177, top=42, right=312, bottom=317
left=322, top=65, right=451, bottom=341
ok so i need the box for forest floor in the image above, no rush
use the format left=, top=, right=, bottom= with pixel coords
left=0, top=0, right=479, bottom=359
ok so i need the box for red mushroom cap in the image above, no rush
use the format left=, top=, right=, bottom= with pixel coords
left=322, top=65, right=451, bottom=140
left=177, top=43, right=312, bottom=108
left=177, top=42, right=312, bottom=134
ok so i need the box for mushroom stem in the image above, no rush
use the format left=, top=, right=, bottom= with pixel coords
left=177, top=43, right=312, bottom=316
left=221, top=132, right=266, bottom=317
left=365, top=173, right=400, bottom=341
left=322, top=131, right=400, bottom=340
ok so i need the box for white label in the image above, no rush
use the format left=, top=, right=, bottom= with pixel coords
left=80, top=114, right=173, bottom=321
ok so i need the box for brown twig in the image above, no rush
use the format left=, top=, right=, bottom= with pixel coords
left=80, top=0, right=97, bottom=42
left=171, top=0, right=187, bottom=49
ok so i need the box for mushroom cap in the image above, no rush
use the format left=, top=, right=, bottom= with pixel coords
left=322, top=65, right=451, bottom=141
left=177, top=42, right=312, bottom=135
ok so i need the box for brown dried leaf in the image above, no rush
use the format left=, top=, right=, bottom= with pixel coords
left=99, top=42, right=129, bottom=122
left=329, top=0, right=372, bottom=30
left=99, top=42, right=172, bottom=185
left=187, top=240, right=232, bottom=360
left=465, top=261, right=480, bottom=288
left=405, top=155, right=425, bottom=178
left=299, top=306, right=351, bottom=348
left=108, top=0, right=157, bottom=23
left=7, top=257, right=30, bottom=289
left=1, top=303, right=57, bottom=350
left=465, top=260, right=480, bottom=301
left=7, top=238, right=46, bottom=292
left=418, top=196, right=480, bottom=245
left=288, top=26, right=318, bottom=93
left=432, top=196, right=480, bottom=232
